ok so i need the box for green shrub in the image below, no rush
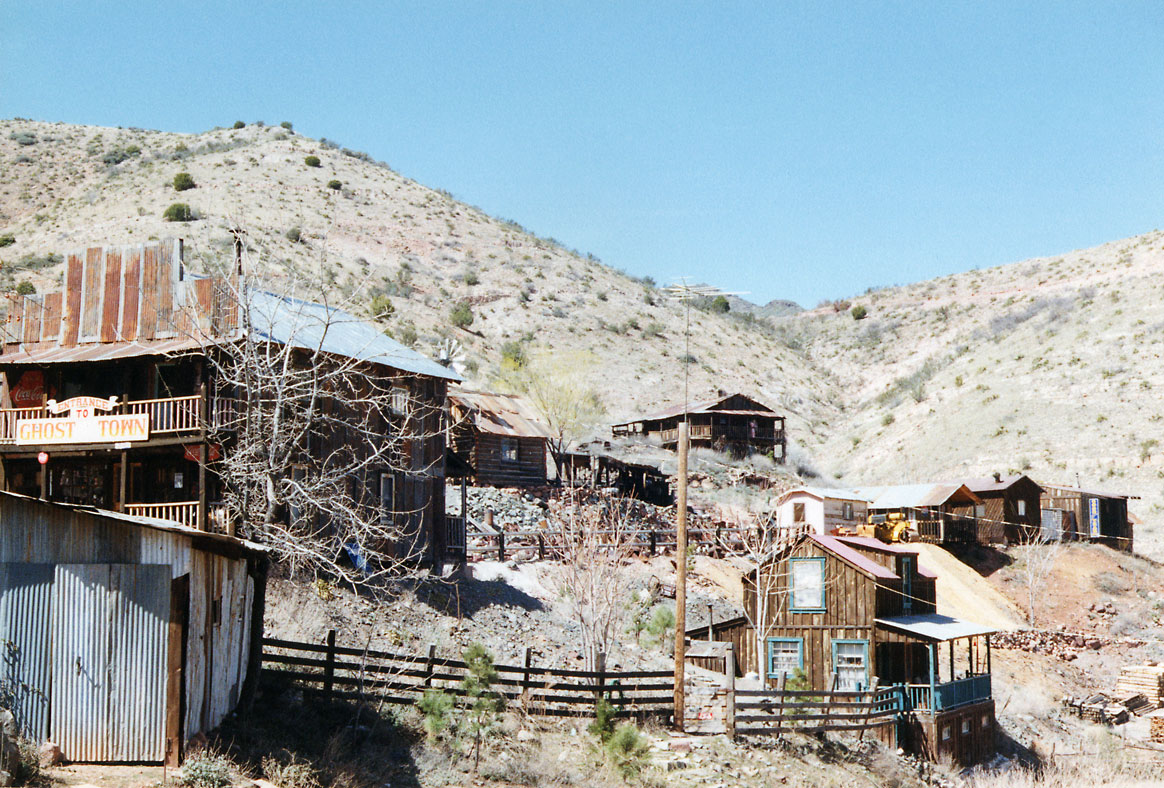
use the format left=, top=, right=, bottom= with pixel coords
left=710, top=295, right=731, bottom=314
left=162, top=203, right=195, bottom=222
left=285, top=227, right=302, bottom=243
left=15, top=281, right=35, bottom=296
left=643, top=321, right=664, bottom=338
left=280, top=121, right=294, bottom=130
left=369, top=294, right=394, bottom=319
left=643, top=605, right=675, bottom=652
left=449, top=301, right=474, bottom=329
left=500, top=340, right=527, bottom=370
left=304, top=155, right=321, bottom=168
left=460, top=643, right=502, bottom=772
left=8, top=132, right=36, bottom=146
left=604, top=723, right=650, bottom=779
left=417, top=687, right=455, bottom=741
left=232, top=120, right=245, bottom=129
left=851, top=304, right=868, bottom=320
left=173, top=172, right=196, bottom=191
left=881, top=413, right=895, bottom=426
left=588, top=695, right=616, bottom=744
left=0, top=234, right=14, bottom=248
left=464, top=269, right=480, bottom=286
left=326, top=179, right=342, bottom=190
left=181, top=751, right=233, bottom=788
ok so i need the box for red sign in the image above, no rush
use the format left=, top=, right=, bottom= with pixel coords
left=37, top=452, right=48, bottom=465
left=184, top=443, right=222, bottom=463
left=10, top=371, right=44, bottom=408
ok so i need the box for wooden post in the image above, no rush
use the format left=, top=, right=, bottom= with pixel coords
left=538, top=534, right=545, bottom=561
left=522, top=646, right=533, bottom=708
left=39, top=459, right=46, bottom=501
left=673, top=420, right=688, bottom=731
left=725, top=643, right=736, bottom=740
left=775, top=670, right=787, bottom=738
left=119, top=449, right=128, bottom=512
left=485, top=507, right=494, bottom=532
left=323, top=629, right=337, bottom=701
left=859, top=677, right=880, bottom=741
left=929, top=643, right=937, bottom=712
left=424, top=643, right=437, bottom=687
left=824, top=671, right=839, bottom=729
left=198, top=382, right=209, bottom=531
left=595, top=651, right=606, bottom=702
left=498, top=531, right=506, bottom=562
left=649, top=531, right=657, bottom=555
left=707, top=603, right=714, bottom=642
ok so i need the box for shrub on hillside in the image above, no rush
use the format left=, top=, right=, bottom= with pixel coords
left=232, top=121, right=245, bottom=129
left=326, top=179, right=342, bottom=190
left=449, top=301, right=474, bottom=329
left=280, top=121, right=293, bottom=130
left=173, top=172, right=196, bottom=191
left=851, top=304, right=868, bottom=320
left=304, top=155, right=321, bottom=168
left=162, top=203, right=195, bottom=222
left=369, top=294, right=394, bottom=319
left=8, top=132, right=36, bottom=146
left=710, top=295, right=731, bottom=314
left=0, top=234, right=14, bottom=248
left=15, top=281, right=35, bottom=296
left=285, top=227, right=302, bottom=243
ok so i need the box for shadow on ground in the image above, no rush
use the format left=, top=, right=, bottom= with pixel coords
left=412, top=574, right=544, bottom=617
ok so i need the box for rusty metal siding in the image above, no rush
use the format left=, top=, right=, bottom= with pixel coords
left=108, top=564, right=169, bottom=761
left=79, top=248, right=104, bottom=342
left=100, top=250, right=122, bottom=343
left=42, top=292, right=61, bottom=341
left=0, top=563, right=54, bottom=741
left=121, top=246, right=141, bottom=341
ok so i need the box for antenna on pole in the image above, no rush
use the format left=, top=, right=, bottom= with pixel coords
left=661, top=278, right=745, bottom=732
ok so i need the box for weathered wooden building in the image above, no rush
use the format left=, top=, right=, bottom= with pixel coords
left=0, top=240, right=460, bottom=565
left=0, top=491, right=267, bottom=764
left=776, top=487, right=869, bottom=535
left=611, top=393, right=786, bottom=460
left=851, top=483, right=984, bottom=544
left=697, top=534, right=996, bottom=764
left=942, top=474, right=1043, bottom=544
left=1039, top=482, right=1135, bottom=551
left=447, top=388, right=553, bottom=487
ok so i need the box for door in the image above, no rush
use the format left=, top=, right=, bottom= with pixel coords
left=52, top=564, right=170, bottom=762
left=832, top=640, right=868, bottom=691
left=0, top=564, right=54, bottom=741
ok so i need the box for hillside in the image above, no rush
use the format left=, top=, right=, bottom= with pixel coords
left=1, top=118, right=1162, bottom=556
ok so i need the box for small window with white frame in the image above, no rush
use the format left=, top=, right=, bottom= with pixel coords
left=790, top=557, right=825, bottom=611
left=1017, top=499, right=1027, bottom=517
left=766, top=638, right=802, bottom=679
left=961, top=719, right=970, bottom=735
left=391, top=385, right=410, bottom=416
left=843, top=501, right=854, bottom=521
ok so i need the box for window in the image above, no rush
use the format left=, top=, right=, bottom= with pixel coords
left=766, top=638, right=803, bottom=679
left=975, top=504, right=986, bottom=518
left=790, top=557, right=825, bottom=611
left=961, top=719, right=970, bottom=735
left=832, top=640, right=868, bottom=691
left=500, top=438, right=519, bottom=464
left=391, top=385, right=409, bottom=416
left=942, top=725, right=952, bottom=741
left=793, top=502, right=806, bottom=522
left=843, top=502, right=854, bottom=521
left=1017, top=499, right=1027, bottom=517
left=981, top=714, right=990, bottom=729
left=379, top=472, right=395, bottom=526
left=900, top=556, right=914, bottom=614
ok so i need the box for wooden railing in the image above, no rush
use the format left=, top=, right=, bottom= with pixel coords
left=0, top=393, right=205, bottom=444
left=125, top=501, right=200, bottom=529
left=734, top=683, right=904, bottom=736
left=263, top=632, right=673, bottom=719
left=907, top=674, right=992, bottom=713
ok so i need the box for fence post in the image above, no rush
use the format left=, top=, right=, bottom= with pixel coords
left=775, top=670, right=787, bottom=738
left=538, top=534, right=545, bottom=561
left=649, top=531, right=657, bottom=555
left=824, top=671, right=839, bottom=728
left=522, top=646, right=533, bottom=709
left=859, top=677, right=879, bottom=741
left=424, top=643, right=437, bottom=688
left=595, top=652, right=606, bottom=703
left=498, top=531, right=506, bottom=562
left=323, top=629, right=337, bottom=701
left=725, top=643, right=736, bottom=740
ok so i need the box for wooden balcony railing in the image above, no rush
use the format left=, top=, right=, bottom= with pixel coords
left=906, top=674, right=992, bottom=713
left=125, top=501, right=200, bottom=529
left=0, top=393, right=206, bottom=444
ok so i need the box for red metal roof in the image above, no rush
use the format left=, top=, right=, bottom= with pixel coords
left=448, top=388, right=554, bottom=439
left=834, top=536, right=938, bottom=578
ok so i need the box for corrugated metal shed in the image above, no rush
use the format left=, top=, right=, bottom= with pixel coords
left=448, top=388, right=554, bottom=438
left=0, top=492, right=266, bottom=764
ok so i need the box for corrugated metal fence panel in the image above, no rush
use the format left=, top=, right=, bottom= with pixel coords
left=0, top=564, right=54, bottom=741
left=52, top=563, right=112, bottom=762
left=52, top=564, right=169, bottom=763
left=109, top=564, right=169, bottom=762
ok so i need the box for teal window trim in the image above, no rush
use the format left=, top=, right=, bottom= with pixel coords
left=766, top=637, right=804, bottom=678
left=789, top=556, right=826, bottom=613
left=831, top=638, right=870, bottom=691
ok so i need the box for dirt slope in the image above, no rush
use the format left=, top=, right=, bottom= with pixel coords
left=912, top=543, right=1026, bottom=630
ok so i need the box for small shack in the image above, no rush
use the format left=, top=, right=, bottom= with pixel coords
left=851, top=483, right=984, bottom=544
left=447, top=388, right=554, bottom=487
left=776, top=487, right=870, bottom=535
left=1039, top=482, right=1135, bottom=551
left=0, top=492, right=267, bottom=765
left=611, top=393, right=786, bottom=460
left=942, top=474, right=1043, bottom=544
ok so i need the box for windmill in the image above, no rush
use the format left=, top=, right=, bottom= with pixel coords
left=434, top=337, right=469, bottom=377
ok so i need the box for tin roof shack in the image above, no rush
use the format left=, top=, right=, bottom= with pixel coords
left=851, top=483, right=984, bottom=545
left=1039, top=482, right=1135, bottom=551
left=942, top=474, right=1043, bottom=544
left=776, top=487, right=869, bottom=535
left=0, top=491, right=267, bottom=765
left=0, top=240, right=460, bottom=566
left=610, top=393, right=786, bottom=461
left=447, top=388, right=553, bottom=487
left=701, top=534, right=995, bottom=764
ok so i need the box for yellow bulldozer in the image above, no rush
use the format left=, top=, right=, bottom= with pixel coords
left=857, top=512, right=914, bottom=543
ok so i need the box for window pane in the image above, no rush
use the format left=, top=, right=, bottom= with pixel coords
left=791, top=560, right=824, bottom=609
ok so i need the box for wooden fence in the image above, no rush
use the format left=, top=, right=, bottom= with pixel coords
left=734, top=677, right=903, bottom=739
left=262, top=632, right=673, bottom=719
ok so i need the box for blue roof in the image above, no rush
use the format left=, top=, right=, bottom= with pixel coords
left=248, top=290, right=460, bottom=381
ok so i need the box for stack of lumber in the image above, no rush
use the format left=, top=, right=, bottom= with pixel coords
left=1117, top=693, right=1154, bottom=716
left=1116, top=665, right=1164, bottom=703
left=1149, top=710, right=1164, bottom=744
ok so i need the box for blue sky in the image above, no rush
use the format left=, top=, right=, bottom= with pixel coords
left=3, top=2, right=1163, bottom=306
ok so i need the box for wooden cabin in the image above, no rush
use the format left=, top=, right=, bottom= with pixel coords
left=1039, top=482, right=1135, bottom=551
left=0, top=240, right=461, bottom=566
left=697, top=534, right=996, bottom=764
left=610, top=393, right=786, bottom=460
left=851, top=483, right=984, bottom=544
left=942, top=474, right=1043, bottom=544
left=447, top=388, right=553, bottom=487
left=0, top=491, right=267, bottom=765
left=776, top=487, right=870, bottom=535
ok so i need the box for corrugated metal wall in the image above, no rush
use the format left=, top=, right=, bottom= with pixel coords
left=0, top=495, right=259, bottom=761
left=0, top=563, right=54, bottom=741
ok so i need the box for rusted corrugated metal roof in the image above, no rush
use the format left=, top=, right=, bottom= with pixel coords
left=849, top=483, right=983, bottom=509
left=449, top=388, right=554, bottom=439
left=611, top=393, right=778, bottom=428
left=942, top=474, right=1041, bottom=494
left=0, top=337, right=204, bottom=365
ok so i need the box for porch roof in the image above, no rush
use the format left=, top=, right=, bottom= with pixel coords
left=875, top=613, right=996, bottom=643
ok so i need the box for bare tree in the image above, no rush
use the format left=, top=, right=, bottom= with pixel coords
left=547, top=493, right=637, bottom=672
left=497, top=349, right=604, bottom=480
left=195, top=240, right=449, bottom=584
left=1013, top=530, right=1064, bottom=627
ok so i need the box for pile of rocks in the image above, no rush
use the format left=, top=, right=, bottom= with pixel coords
left=991, top=629, right=1111, bottom=660
left=446, top=485, right=550, bottom=529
